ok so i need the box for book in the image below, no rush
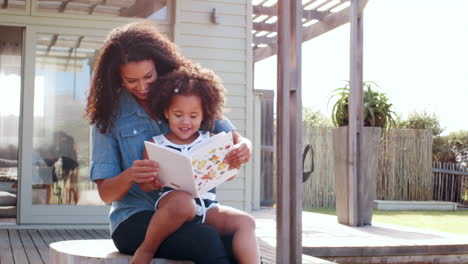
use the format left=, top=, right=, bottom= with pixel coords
left=144, top=131, right=239, bottom=198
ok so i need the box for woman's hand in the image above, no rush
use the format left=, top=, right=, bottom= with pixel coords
left=127, top=160, right=159, bottom=183
left=96, top=160, right=163, bottom=203
left=126, top=160, right=164, bottom=191
left=224, top=131, right=252, bottom=170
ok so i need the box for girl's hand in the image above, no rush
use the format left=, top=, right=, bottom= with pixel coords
left=224, top=136, right=252, bottom=170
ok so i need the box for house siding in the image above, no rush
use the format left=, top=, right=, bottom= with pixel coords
left=173, top=0, right=254, bottom=211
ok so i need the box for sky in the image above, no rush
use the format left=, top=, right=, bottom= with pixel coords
left=254, top=0, right=468, bottom=135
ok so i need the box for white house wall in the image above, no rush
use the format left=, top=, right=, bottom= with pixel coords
left=173, top=0, right=256, bottom=211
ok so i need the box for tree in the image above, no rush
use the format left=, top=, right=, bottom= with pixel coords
left=403, top=110, right=444, bottom=137
left=302, top=107, right=332, bottom=127
left=447, top=130, right=468, bottom=164
left=397, top=111, right=450, bottom=162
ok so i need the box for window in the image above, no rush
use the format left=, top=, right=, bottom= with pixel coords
left=32, top=33, right=104, bottom=205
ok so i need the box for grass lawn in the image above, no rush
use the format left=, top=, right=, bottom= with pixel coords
left=306, top=208, right=468, bottom=236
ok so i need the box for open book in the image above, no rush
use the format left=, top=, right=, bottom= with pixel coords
left=144, top=131, right=239, bottom=198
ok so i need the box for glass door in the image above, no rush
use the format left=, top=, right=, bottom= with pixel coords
left=19, top=26, right=109, bottom=224
left=0, top=26, right=23, bottom=223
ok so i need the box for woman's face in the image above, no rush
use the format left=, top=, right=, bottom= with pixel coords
left=120, top=59, right=158, bottom=101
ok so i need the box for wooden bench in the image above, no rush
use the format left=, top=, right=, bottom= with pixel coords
left=49, top=239, right=193, bottom=264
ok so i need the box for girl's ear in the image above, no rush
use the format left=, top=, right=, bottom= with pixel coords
left=164, top=109, right=169, bottom=120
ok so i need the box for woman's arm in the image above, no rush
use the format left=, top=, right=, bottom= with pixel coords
left=138, top=139, right=164, bottom=192
left=212, top=118, right=252, bottom=169
left=90, top=125, right=160, bottom=203
left=224, top=130, right=252, bottom=169
left=96, top=159, right=160, bottom=204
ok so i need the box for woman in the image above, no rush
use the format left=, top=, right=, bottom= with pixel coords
left=85, top=22, right=251, bottom=263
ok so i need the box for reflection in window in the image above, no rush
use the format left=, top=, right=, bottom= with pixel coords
left=0, top=26, right=22, bottom=221
left=32, top=33, right=104, bottom=206
left=36, top=0, right=167, bottom=20
left=0, top=0, right=26, bottom=11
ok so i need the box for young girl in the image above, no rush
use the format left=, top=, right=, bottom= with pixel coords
left=131, top=66, right=260, bottom=264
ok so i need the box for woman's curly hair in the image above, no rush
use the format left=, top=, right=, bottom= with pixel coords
left=85, top=21, right=188, bottom=133
left=149, top=65, right=226, bottom=132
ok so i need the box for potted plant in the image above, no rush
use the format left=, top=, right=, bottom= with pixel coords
left=330, top=81, right=396, bottom=132
left=329, top=81, right=395, bottom=226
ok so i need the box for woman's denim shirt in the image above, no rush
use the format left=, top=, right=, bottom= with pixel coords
left=90, top=89, right=235, bottom=234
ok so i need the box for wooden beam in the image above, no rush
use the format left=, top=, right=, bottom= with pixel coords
left=253, top=36, right=276, bottom=46
left=88, top=4, right=98, bottom=15
left=253, top=0, right=371, bottom=62
left=253, top=22, right=277, bottom=32
left=253, top=45, right=276, bottom=62
left=302, top=4, right=350, bottom=43
left=253, top=0, right=369, bottom=62
left=253, top=5, right=276, bottom=16
left=46, top=35, right=58, bottom=56
left=348, top=0, right=364, bottom=226
left=120, top=0, right=165, bottom=18
left=253, top=5, right=328, bottom=21
left=276, top=0, right=302, bottom=262
left=58, top=1, right=70, bottom=13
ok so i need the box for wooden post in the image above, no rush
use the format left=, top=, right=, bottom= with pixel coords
left=277, top=0, right=302, bottom=262
left=348, top=0, right=364, bottom=226
left=255, top=89, right=275, bottom=207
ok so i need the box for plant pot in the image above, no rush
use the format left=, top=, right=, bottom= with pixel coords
left=332, top=126, right=381, bottom=226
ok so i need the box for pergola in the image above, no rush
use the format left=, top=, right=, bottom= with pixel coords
left=252, top=0, right=369, bottom=262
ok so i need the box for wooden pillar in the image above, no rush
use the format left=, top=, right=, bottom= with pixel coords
left=276, top=0, right=302, bottom=262
left=348, top=0, right=364, bottom=226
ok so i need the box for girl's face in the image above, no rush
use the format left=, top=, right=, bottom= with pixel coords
left=164, top=94, right=203, bottom=144
left=120, top=59, right=158, bottom=101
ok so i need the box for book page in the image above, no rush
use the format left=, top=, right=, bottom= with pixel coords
left=144, top=141, right=198, bottom=197
left=189, top=132, right=239, bottom=194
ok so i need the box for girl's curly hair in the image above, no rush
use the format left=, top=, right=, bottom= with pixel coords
left=85, top=21, right=188, bottom=133
left=149, top=65, right=226, bottom=131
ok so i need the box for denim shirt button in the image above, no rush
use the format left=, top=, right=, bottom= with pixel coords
left=133, top=129, right=137, bottom=135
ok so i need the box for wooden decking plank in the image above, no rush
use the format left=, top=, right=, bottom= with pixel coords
left=82, top=229, right=100, bottom=239
left=98, top=228, right=111, bottom=239
left=47, top=229, right=66, bottom=242
left=68, top=229, right=87, bottom=240
left=90, top=229, right=107, bottom=239
left=8, top=229, right=29, bottom=264
left=57, top=229, right=76, bottom=240
left=28, top=230, right=50, bottom=264
left=18, top=230, right=44, bottom=264
left=37, top=230, right=55, bottom=246
left=76, top=229, right=95, bottom=240
left=0, top=229, right=14, bottom=264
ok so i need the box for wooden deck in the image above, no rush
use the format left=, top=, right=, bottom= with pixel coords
left=253, top=208, right=468, bottom=263
left=0, top=224, right=325, bottom=264
left=0, top=229, right=324, bottom=264
left=3, top=207, right=468, bottom=263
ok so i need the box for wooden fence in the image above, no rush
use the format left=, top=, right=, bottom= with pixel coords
left=377, top=129, right=433, bottom=201
left=432, top=162, right=468, bottom=204
left=301, top=127, right=433, bottom=209
left=302, top=126, right=335, bottom=208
